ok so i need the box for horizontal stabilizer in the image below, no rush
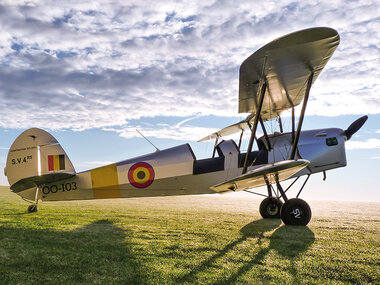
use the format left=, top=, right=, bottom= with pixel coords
left=210, top=159, right=309, bottom=194
left=10, top=173, right=76, bottom=193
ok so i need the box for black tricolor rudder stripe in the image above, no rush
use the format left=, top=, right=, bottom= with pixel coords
left=59, top=154, right=65, bottom=170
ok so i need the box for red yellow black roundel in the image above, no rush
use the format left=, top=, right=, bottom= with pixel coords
left=128, top=162, right=155, bottom=188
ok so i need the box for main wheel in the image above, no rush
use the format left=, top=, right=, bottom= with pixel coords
left=27, top=205, right=38, bottom=213
left=259, top=197, right=283, bottom=218
left=280, top=198, right=311, bottom=226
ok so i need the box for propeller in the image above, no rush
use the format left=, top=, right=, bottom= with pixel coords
left=344, top=115, right=368, bottom=140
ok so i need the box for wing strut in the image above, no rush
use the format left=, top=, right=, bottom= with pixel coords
left=291, top=107, right=295, bottom=142
left=290, top=72, right=314, bottom=160
left=259, top=117, right=271, bottom=151
left=278, top=116, right=284, bottom=133
left=212, top=136, right=220, bottom=158
left=242, top=81, right=267, bottom=174
left=238, top=129, right=244, bottom=149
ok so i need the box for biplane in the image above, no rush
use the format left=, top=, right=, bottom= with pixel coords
left=4, top=27, right=367, bottom=226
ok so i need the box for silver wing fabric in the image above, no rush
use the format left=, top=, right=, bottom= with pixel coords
left=198, top=118, right=250, bottom=142
left=239, top=27, right=340, bottom=119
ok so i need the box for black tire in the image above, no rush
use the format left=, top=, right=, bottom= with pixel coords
left=27, top=205, right=38, bottom=213
left=280, top=198, right=311, bottom=226
left=259, top=197, right=283, bottom=219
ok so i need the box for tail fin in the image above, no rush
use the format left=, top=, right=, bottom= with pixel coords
left=4, top=128, right=76, bottom=193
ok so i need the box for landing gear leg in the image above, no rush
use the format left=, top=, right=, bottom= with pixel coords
left=27, top=186, right=39, bottom=213
left=259, top=179, right=283, bottom=218
left=276, top=178, right=312, bottom=226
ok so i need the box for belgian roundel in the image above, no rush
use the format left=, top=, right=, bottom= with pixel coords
left=128, top=162, right=155, bottom=188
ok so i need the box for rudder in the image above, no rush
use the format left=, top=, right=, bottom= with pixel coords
left=4, top=128, right=76, bottom=194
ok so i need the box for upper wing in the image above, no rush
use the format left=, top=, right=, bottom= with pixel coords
left=199, top=27, right=340, bottom=141
left=239, top=27, right=340, bottom=119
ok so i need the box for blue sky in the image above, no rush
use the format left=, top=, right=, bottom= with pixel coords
left=0, top=0, right=379, bottom=201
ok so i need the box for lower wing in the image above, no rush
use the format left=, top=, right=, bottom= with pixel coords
left=211, top=159, right=309, bottom=194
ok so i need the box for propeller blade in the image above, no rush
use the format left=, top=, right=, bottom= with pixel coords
left=344, top=115, right=368, bottom=140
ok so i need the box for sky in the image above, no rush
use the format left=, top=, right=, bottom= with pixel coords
left=0, top=0, right=379, bottom=202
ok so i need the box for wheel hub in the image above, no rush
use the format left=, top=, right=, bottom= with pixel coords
left=291, top=208, right=302, bottom=219
left=267, top=204, right=279, bottom=215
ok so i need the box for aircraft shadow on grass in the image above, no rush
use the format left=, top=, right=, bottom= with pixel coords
left=177, top=218, right=315, bottom=284
left=0, top=219, right=146, bottom=284
left=1, top=212, right=29, bottom=216
left=0, top=217, right=314, bottom=284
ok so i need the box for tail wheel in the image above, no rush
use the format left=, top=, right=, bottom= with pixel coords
left=280, top=198, right=311, bottom=226
left=259, top=197, right=283, bottom=219
left=27, top=205, right=38, bottom=213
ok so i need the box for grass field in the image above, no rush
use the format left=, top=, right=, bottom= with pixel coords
left=0, top=186, right=379, bottom=284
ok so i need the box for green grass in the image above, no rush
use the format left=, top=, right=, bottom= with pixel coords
left=0, top=186, right=379, bottom=284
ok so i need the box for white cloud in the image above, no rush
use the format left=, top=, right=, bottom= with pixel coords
left=104, top=123, right=218, bottom=141
left=346, top=138, right=380, bottom=150
left=0, top=0, right=379, bottom=135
